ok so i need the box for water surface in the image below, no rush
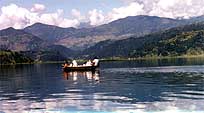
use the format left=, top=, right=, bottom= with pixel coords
left=0, top=58, right=204, bottom=113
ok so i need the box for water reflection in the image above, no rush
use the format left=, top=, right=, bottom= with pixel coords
left=63, top=70, right=100, bottom=82
left=0, top=60, right=204, bottom=112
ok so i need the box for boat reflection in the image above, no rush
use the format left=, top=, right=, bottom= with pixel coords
left=63, top=70, right=100, bottom=82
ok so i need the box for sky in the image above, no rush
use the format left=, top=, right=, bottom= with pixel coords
left=1, top=0, right=204, bottom=30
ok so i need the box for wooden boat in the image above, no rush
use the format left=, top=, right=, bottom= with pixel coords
left=63, top=65, right=99, bottom=72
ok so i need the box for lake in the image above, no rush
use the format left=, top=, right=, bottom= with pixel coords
left=0, top=58, right=204, bottom=113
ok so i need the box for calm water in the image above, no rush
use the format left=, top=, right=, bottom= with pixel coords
left=0, top=58, right=204, bottom=113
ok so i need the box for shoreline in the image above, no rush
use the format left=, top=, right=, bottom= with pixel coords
left=101, top=55, right=204, bottom=61
left=1, top=55, right=204, bottom=66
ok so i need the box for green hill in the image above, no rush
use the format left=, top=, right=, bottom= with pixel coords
left=82, top=22, right=204, bottom=58
left=130, top=30, right=204, bottom=58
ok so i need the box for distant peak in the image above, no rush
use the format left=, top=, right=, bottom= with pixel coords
left=3, top=27, right=16, bottom=31
left=25, top=22, right=78, bottom=30
left=31, top=22, right=50, bottom=27
left=0, top=27, right=22, bottom=33
left=27, top=22, right=62, bottom=29
left=0, top=27, right=28, bottom=36
left=32, top=22, right=43, bottom=25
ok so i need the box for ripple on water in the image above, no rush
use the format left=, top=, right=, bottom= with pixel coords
left=103, top=65, right=204, bottom=74
left=0, top=63, right=204, bottom=112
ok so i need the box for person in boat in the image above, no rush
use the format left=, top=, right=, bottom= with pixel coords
left=63, top=61, right=69, bottom=68
left=92, top=57, right=99, bottom=66
left=72, top=60, right=78, bottom=67
left=85, top=60, right=92, bottom=66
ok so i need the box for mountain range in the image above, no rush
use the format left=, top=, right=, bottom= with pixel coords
left=0, top=27, right=46, bottom=51
left=82, top=22, right=204, bottom=58
left=0, top=27, right=73, bottom=61
left=24, top=15, right=189, bottom=50
left=1, top=15, right=204, bottom=62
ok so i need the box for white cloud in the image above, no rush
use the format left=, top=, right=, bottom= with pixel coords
left=88, top=9, right=105, bottom=26
left=71, top=9, right=80, bottom=18
left=87, top=0, right=204, bottom=25
left=1, top=0, right=204, bottom=29
left=0, top=4, right=79, bottom=30
left=0, top=4, right=30, bottom=29
left=147, top=0, right=204, bottom=19
left=71, top=9, right=86, bottom=21
left=87, top=2, right=144, bottom=25
left=120, top=0, right=204, bottom=19
left=39, top=9, right=80, bottom=28
left=107, top=2, right=144, bottom=22
left=31, top=3, right=45, bottom=13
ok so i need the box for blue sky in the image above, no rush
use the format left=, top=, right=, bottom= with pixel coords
left=0, top=0, right=204, bottom=29
left=0, top=0, right=123, bottom=16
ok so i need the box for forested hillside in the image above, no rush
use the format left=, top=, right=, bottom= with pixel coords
left=0, top=50, right=33, bottom=65
left=82, top=22, right=204, bottom=58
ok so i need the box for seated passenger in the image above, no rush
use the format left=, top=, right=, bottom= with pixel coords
left=92, top=57, right=99, bottom=66
left=85, top=60, right=92, bottom=66
left=63, top=61, right=69, bottom=68
left=72, top=60, right=78, bottom=67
